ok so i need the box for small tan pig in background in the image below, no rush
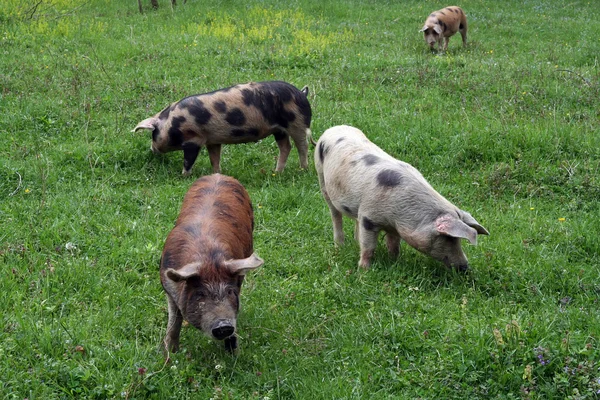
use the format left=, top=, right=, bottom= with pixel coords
left=421, top=6, right=467, bottom=52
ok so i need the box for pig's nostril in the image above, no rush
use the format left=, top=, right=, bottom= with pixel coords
left=212, top=321, right=234, bottom=340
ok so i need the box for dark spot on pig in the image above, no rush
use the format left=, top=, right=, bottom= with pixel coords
left=159, top=105, right=173, bottom=120
left=439, top=11, right=446, bottom=15
left=161, top=251, right=173, bottom=270
left=284, top=110, right=296, bottom=124
left=241, top=89, right=257, bottom=107
left=446, top=7, right=455, bottom=12
left=209, top=248, right=226, bottom=266
left=342, top=205, right=357, bottom=218
left=336, top=137, right=345, bottom=144
left=168, top=116, right=186, bottom=147
left=226, top=108, right=246, bottom=126
left=213, top=201, right=235, bottom=220
left=459, top=8, right=464, bottom=15
left=183, top=224, right=201, bottom=237
left=430, top=13, right=436, bottom=17
left=294, top=95, right=312, bottom=127
left=440, top=21, right=446, bottom=32
left=246, top=128, right=260, bottom=137
left=377, top=169, right=402, bottom=188
left=362, top=154, right=380, bottom=166
left=152, top=128, right=160, bottom=143
left=242, top=82, right=311, bottom=129
left=195, top=185, right=216, bottom=198
left=273, top=129, right=287, bottom=142
left=262, top=81, right=293, bottom=102
left=216, top=178, right=242, bottom=191
left=362, top=217, right=377, bottom=231
left=213, top=200, right=233, bottom=213
left=318, top=142, right=328, bottom=163
left=231, top=128, right=260, bottom=138
left=214, top=101, right=227, bottom=114
left=180, top=98, right=212, bottom=125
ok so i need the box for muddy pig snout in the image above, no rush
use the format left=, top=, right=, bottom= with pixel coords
left=211, top=319, right=235, bottom=340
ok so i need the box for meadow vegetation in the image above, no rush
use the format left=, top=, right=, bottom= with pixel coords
left=1, top=0, right=599, bottom=398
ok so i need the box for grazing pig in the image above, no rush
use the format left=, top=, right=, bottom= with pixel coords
left=132, top=81, right=312, bottom=176
left=420, top=6, right=467, bottom=51
left=160, top=174, right=264, bottom=353
left=314, top=125, right=488, bottom=270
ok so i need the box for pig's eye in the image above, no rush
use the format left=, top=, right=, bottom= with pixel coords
left=227, top=288, right=236, bottom=297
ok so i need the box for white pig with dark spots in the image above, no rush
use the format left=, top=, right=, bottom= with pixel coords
left=314, top=125, right=488, bottom=270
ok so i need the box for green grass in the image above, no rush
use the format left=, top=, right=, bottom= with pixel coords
left=1, top=0, right=600, bottom=398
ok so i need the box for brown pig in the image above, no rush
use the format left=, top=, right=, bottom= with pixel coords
left=421, top=6, right=467, bottom=51
left=132, top=81, right=313, bottom=176
left=160, top=174, right=263, bottom=353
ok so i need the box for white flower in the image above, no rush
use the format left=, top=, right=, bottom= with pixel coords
left=65, top=242, right=77, bottom=251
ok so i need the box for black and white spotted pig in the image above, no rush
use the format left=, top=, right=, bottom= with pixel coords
left=420, top=6, right=467, bottom=51
left=314, top=125, right=489, bottom=270
left=132, top=81, right=313, bottom=176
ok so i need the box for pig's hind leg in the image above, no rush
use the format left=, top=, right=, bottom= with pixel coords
left=385, top=231, right=401, bottom=258
left=459, top=20, right=468, bottom=47
left=206, top=144, right=222, bottom=173
left=274, top=130, right=292, bottom=172
left=290, top=128, right=310, bottom=169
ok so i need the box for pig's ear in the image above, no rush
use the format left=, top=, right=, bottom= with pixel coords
left=166, top=262, right=201, bottom=282
left=460, top=210, right=490, bottom=236
left=435, top=215, right=478, bottom=245
left=420, top=25, right=428, bottom=32
left=433, top=24, right=443, bottom=35
left=224, top=253, right=264, bottom=276
left=132, top=117, right=158, bottom=133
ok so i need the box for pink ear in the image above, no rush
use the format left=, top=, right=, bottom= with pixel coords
left=420, top=25, right=428, bottom=32
left=131, top=117, right=157, bottom=133
left=436, top=215, right=478, bottom=245
left=166, top=262, right=201, bottom=282
left=223, top=253, right=264, bottom=276
left=433, top=24, right=443, bottom=35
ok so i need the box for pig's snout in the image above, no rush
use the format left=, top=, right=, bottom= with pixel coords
left=456, top=263, right=469, bottom=272
left=211, top=319, right=235, bottom=340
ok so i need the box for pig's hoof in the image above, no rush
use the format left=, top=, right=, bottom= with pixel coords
left=358, top=260, right=370, bottom=270
left=224, top=335, right=238, bottom=352
left=182, top=169, right=192, bottom=177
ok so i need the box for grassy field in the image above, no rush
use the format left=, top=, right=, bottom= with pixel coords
left=1, top=0, right=599, bottom=398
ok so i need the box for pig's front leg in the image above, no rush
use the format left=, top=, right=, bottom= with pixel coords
left=182, top=142, right=201, bottom=176
left=358, top=216, right=379, bottom=268
left=164, top=294, right=183, bottom=354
